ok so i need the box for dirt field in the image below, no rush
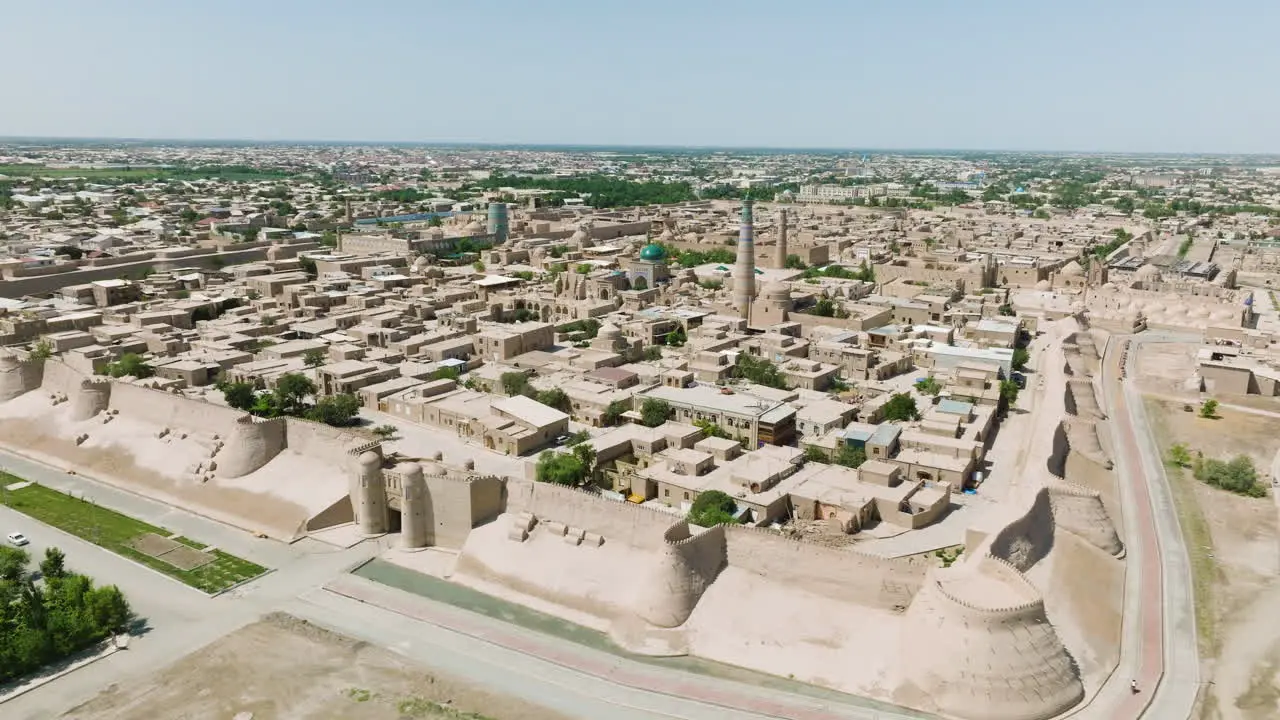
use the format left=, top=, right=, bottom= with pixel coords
left=62, top=614, right=572, bottom=720
left=1132, top=342, right=1200, bottom=395
left=1144, top=398, right=1280, bottom=720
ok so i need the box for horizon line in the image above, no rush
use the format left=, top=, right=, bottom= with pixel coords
left=2, top=135, right=1279, bottom=158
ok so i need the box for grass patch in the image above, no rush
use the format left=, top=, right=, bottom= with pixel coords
left=1144, top=398, right=1223, bottom=657
left=1, top=477, right=267, bottom=594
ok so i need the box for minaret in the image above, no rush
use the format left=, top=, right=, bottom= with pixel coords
left=773, top=207, right=788, bottom=270
left=732, top=197, right=756, bottom=320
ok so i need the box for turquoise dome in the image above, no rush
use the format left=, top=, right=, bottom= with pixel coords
left=639, top=243, right=667, bottom=262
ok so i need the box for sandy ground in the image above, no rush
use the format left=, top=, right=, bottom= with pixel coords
left=1132, top=342, right=1201, bottom=395
left=1144, top=397, right=1280, bottom=720
left=62, top=613, right=571, bottom=720
left=0, top=391, right=345, bottom=539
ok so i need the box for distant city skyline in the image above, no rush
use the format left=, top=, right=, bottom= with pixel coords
left=5, top=0, right=1279, bottom=154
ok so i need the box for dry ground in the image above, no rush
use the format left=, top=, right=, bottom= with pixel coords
left=62, top=614, right=572, bottom=720
left=1144, top=398, right=1280, bottom=720
left=1132, top=342, right=1200, bottom=395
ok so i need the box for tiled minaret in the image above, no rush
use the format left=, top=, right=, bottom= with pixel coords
left=732, top=198, right=756, bottom=320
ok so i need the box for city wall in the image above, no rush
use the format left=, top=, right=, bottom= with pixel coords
left=504, top=479, right=677, bottom=551
left=631, top=521, right=727, bottom=629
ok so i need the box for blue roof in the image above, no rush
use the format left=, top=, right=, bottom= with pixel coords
left=844, top=427, right=874, bottom=442
left=937, top=399, right=974, bottom=415
left=869, top=423, right=902, bottom=446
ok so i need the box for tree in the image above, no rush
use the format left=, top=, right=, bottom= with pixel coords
left=1167, top=443, right=1192, bottom=468
left=0, top=545, right=30, bottom=583
left=273, top=373, right=316, bottom=416
left=997, top=303, right=1016, bottom=317
left=371, top=424, right=398, bottom=439
left=306, top=394, right=361, bottom=426
left=693, top=418, right=731, bottom=440
left=687, top=490, right=738, bottom=527
left=535, top=450, right=589, bottom=487
left=107, top=353, right=154, bottom=379
left=642, top=346, right=664, bottom=362
left=881, top=393, right=920, bottom=422
left=602, top=399, right=630, bottom=426
left=803, top=446, right=830, bottom=464
left=564, top=430, right=592, bottom=446
left=303, top=348, right=327, bottom=368
left=999, top=379, right=1020, bottom=413
left=735, top=354, right=787, bottom=389
left=835, top=445, right=867, bottom=469
left=640, top=398, right=672, bottom=428
left=536, top=388, right=571, bottom=413
left=915, top=376, right=942, bottom=396
left=39, top=547, right=66, bottom=580
left=219, top=381, right=257, bottom=411
left=1011, top=347, right=1030, bottom=372
left=785, top=254, right=807, bottom=270
left=665, top=327, right=687, bottom=347
left=500, top=371, right=532, bottom=397
left=30, top=339, right=53, bottom=361
left=473, top=261, right=486, bottom=272
left=1192, top=453, right=1266, bottom=497
left=1199, top=399, right=1219, bottom=419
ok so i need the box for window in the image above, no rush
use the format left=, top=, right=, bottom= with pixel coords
left=683, top=492, right=689, bottom=500
left=664, top=488, right=670, bottom=497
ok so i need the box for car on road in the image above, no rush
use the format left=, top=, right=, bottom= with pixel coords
left=7, top=531, right=29, bottom=546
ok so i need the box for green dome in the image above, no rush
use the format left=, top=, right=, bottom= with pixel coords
left=639, top=243, right=667, bottom=262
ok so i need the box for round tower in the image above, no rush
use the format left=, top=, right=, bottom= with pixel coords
left=68, top=379, right=111, bottom=421
left=0, top=352, right=45, bottom=402
left=352, top=451, right=388, bottom=536
left=772, top=207, right=788, bottom=269
left=399, top=462, right=429, bottom=549
left=731, top=199, right=756, bottom=320
left=486, top=202, right=509, bottom=244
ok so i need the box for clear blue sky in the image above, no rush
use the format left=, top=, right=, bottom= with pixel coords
left=4, top=0, right=1277, bottom=153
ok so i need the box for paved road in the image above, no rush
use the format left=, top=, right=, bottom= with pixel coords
left=1083, top=333, right=1200, bottom=720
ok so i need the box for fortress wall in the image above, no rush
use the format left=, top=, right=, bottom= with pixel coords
left=0, top=353, right=45, bottom=402
left=1047, top=480, right=1123, bottom=556
left=39, top=359, right=87, bottom=396
left=632, top=522, right=727, bottom=628
left=217, top=415, right=288, bottom=478
left=68, top=378, right=112, bottom=421
left=1065, top=450, right=1122, bottom=531
left=724, top=525, right=929, bottom=610
left=898, top=555, right=1084, bottom=720
left=505, top=479, right=677, bottom=551
left=1033, top=529, right=1123, bottom=680
left=106, top=382, right=243, bottom=435
left=422, top=472, right=477, bottom=548
left=986, top=487, right=1056, bottom=573
left=1066, top=379, right=1104, bottom=419
left=281, top=417, right=366, bottom=468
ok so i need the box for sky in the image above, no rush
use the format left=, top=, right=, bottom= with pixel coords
left=3, top=0, right=1279, bottom=153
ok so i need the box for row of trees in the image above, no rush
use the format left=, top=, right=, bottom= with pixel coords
left=0, top=546, right=132, bottom=683
left=217, top=373, right=360, bottom=427
left=1168, top=445, right=1267, bottom=498
left=476, top=174, right=697, bottom=209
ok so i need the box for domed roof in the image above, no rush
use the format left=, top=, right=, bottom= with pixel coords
left=358, top=451, right=381, bottom=467
left=1060, top=261, right=1084, bottom=277
left=1035, top=279, right=1052, bottom=291
left=764, top=282, right=790, bottom=301
left=412, top=255, right=430, bottom=270
left=597, top=321, right=621, bottom=338
left=1135, top=264, right=1162, bottom=281
left=639, top=243, right=667, bottom=262
left=462, top=220, right=484, bottom=235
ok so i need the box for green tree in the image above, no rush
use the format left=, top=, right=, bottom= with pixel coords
left=602, top=399, right=630, bottom=426
left=30, top=339, right=53, bottom=360
left=997, top=304, right=1016, bottom=317
left=1167, top=443, right=1192, bottom=468
left=303, top=348, right=327, bottom=368
left=564, top=429, right=592, bottom=446
left=640, top=398, right=672, bottom=427
left=665, top=326, right=687, bottom=347
left=1011, top=347, right=1030, bottom=371
left=536, top=388, right=571, bottom=413
left=882, top=393, right=920, bottom=422
left=306, top=394, right=361, bottom=426
left=693, top=418, right=731, bottom=439
left=272, top=373, right=316, bottom=416
left=500, top=371, right=532, bottom=397
left=835, top=444, right=868, bottom=469
left=535, top=450, right=589, bottom=487
left=39, top=547, right=66, bottom=581
left=687, top=490, right=738, bottom=527
left=1199, top=399, right=1219, bottom=419
left=106, top=353, right=154, bottom=379
left=999, top=379, right=1021, bottom=413
left=915, top=376, right=942, bottom=396
left=785, top=254, right=807, bottom=270
left=219, top=381, right=257, bottom=412
left=735, top=354, right=787, bottom=389
left=642, top=346, right=664, bottom=361
left=803, top=446, right=830, bottom=464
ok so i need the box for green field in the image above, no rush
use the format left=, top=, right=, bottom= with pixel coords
left=1, top=477, right=267, bottom=593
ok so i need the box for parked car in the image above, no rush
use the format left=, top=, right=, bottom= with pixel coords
left=6, top=531, right=29, bottom=546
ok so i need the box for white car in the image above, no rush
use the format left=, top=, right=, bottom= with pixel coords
left=6, top=532, right=29, bottom=546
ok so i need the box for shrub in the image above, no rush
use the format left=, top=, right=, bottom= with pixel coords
left=640, top=398, right=672, bottom=428
left=1199, top=399, right=1219, bottom=419
left=1192, top=454, right=1266, bottom=497
left=687, top=490, right=738, bottom=527
left=882, top=393, right=920, bottom=422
